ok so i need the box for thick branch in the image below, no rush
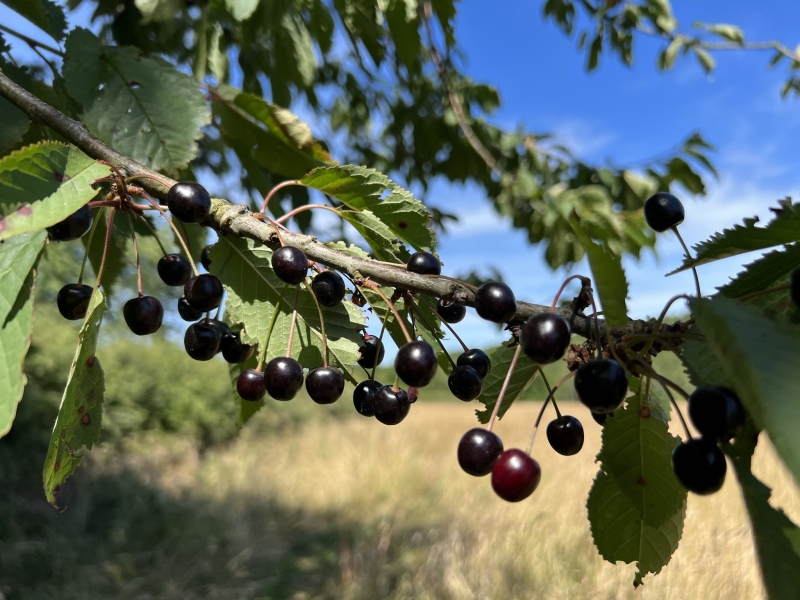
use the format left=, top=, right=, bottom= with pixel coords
left=0, top=69, right=661, bottom=345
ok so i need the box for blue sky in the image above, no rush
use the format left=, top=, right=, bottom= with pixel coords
left=3, top=1, right=800, bottom=354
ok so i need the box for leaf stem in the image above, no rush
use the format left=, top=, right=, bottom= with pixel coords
left=275, top=203, right=341, bottom=224
left=0, top=23, right=63, bottom=56
left=260, top=180, right=301, bottom=215
left=487, top=344, right=522, bottom=432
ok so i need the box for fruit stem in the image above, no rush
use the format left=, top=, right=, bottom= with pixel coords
left=76, top=208, right=103, bottom=285
left=370, top=321, right=387, bottom=382
left=302, top=278, right=329, bottom=367
left=360, top=280, right=413, bottom=343
left=135, top=213, right=169, bottom=258
left=550, top=274, right=588, bottom=312
left=259, top=179, right=301, bottom=215
left=671, top=226, right=702, bottom=298
left=275, top=203, right=341, bottom=225
left=138, top=190, right=200, bottom=277
left=536, top=367, right=562, bottom=419
left=256, top=284, right=289, bottom=372
left=487, top=344, right=522, bottom=432
left=420, top=273, right=479, bottom=292
left=392, top=373, right=400, bottom=391
left=93, top=208, right=116, bottom=291
left=285, top=286, right=301, bottom=358
left=525, top=370, right=576, bottom=455
left=418, top=296, right=470, bottom=352
left=410, top=300, right=457, bottom=369
left=649, top=374, right=693, bottom=441
left=127, top=213, right=144, bottom=297
left=640, top=294, right=691, bottom=357
left=585, top=287, right=603, bottom=359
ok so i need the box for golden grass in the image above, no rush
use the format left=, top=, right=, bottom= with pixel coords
left=105, top=400, right=800, bottom=600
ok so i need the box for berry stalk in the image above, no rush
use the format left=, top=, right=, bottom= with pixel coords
left=255, top=284, right=289, bottom=372
left=359, top=280, right=413, bottom=343
left=77, top=208, right=103, bottom=285
left=671, top=226, right=702, bottom=298
left=127, top=213, right=144, bottom=297
left=524, top=370, right=576, bottom=455
left=93, top=208, right=117, bottom=291
left=135, top=212, right=170, bottom=258
left=487, top=344, right=522, bottom=432
left=410, top=300, right=457, bottom=369
left=550, top=274, right=589, bottom=311
left=139, top=190, right=200, bottom=277
left=302, top=278, right=329, bottom=367
left=419, top=296, right=470, bottom=352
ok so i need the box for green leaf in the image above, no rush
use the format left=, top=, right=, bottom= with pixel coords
left=587, top=379, right=686, bottom=586
left=225, top=0, right=259, bottom=21
left=658, top=36, right=684, bottom=70
left=386, top=0, right=421, bottom=72
left=300, top=165, right=437, bottom=256
left=208, top=23, right=228, bottom=83
left=588, top=471, right=686, bottom=587
left=690, top=296, right=800, bottom=487
left=0, top=59, right=33, bottom=152
left=0, top=143, right=108, bottom=241
left=475, top=345, right=540, bottom=424
left=134, top=0, right=179, bottom=22
left=701, top=23, right=744, bottom=44
left=693, top=47, right=716, bottom=74
left=572, top=225, right=629, bottom=327
left=209, top=236, right=365, bottom=387
left=0, top=231, right=46, bottom=438
left=42, top=289, right=106, bottom=509
left=669, top=197, right=800, bottom=273
left=680, top=333, right=730, bottom=389
left=63, top=28, right=211, bottom=174
left=0, top=0, right=66, bottom=41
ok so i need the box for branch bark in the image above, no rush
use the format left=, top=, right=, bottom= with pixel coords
left=0, top=69, right=663, bottom=345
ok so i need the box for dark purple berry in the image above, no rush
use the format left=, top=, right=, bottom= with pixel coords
left=305, top=366, right=345, bottom=404
left=395, top=340, right=438, bottom=388
left=407, top=251, right=441, bottom=275
left=688, top=386, right=745, bottom=441
left=220, top=330, right=254, bottom=364
left=353, top=380, right=383, bottom=416
left=574, top=359, right=628, bottom=414
left=520, top=312, right=571, bottom=364
left=671, top=438, right=727, bottom=495
left=57, top=283, right=93, bottom=320
left=237, top=369, right=266, bottom=401
left=491, top=449, right=541, bottom=502
left=644, top=192, right=684, bottom=232
left=474, top=282, right=516, bottom=323
left=373, top=385, right=411, bottom=425
left=177, top=295, right=203, bottom=321
left=311, top=270, right=346, bottom=307
left=457, top=349, right=491, bottom=379
left=448, top=365, right=482, bottom=401
left=201, top=244, right=213, bottom=270
left=123, top=296, right=163, bottom=335
left=436, top=298, right=466, bottom=323
left=157, top=254, right=192, bottom=286
left=184, top=273, right=224, bottom=312
left=457, top=428, right=503, bottom=476
left=264, top=357, right=304, bottom=400
left=271, top=246, right=308, bottom=284
left=47, top=205, right=93, bottom=241
left=167, top=181, right=211, bottom=224
left=184, top=321, right=221, bottom=361
left=546, top=416, right=584, bottom=456
left=357, top=334, right=385, bottom=369
left=592, top=411, right=612, bottom=426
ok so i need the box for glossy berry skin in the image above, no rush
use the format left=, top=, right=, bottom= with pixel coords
left=271, top=246, right=308, bottom=285
left=373, top=386, right=411, bottom=425
left=357, top=334, right=385, bottom=369
left=184, top=273, right=224, bottom=312
left=546, top=416, right=584, bottom=456
left=220, top=331, right=255, bottom=364
left=167, top=181, right=211, bottom=224
left=671, top=438, right=727, bottom=495
left=448, top=365, right=482, bottom=401
left=47, top=205, right=93, bottom=241
left=311, top=271, right=346, bottom=307
left=644, top=192, right=685, bottom=233
left=57, top=283, right=93, bottom=320
left=520, top=313, right=571, bottom=365
left=407, top=251, right=442, bottom=276
left=395, top=340, right=438, bottom=388
left=237, top=369, right=266, bottom=401
left=177, top=295, right=203, bottom=322
left=491, top=449, right=541, bottom=502
left=123, top=296, right=164, bottom=335
left=436, top=299, right=466, bottom=323
left=157, top=254, right=192, bottom=286
left=264, top=357, right=304, bottom=401
left=353, top=380, right=383, bottom=416
left=201, top=244, right=213, bottom=270
left=592, top=411, right=612, bottom=426
left=688, top=386, right=745, bottom=441
left=574, top=359, right=628, bottom=414
left=205, top=318, right=230, bottom=338
left=184, top=321, right=221, bottom=361
left=305, top=367, right=345, bottom=404
left=457, top=349, right=491, bottom=379
left=457, top=428, right=503, bottom=477
left=474, top=282, right=517, bottom=323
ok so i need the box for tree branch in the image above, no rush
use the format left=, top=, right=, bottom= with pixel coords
left=0, top=69, right=666, bottom=346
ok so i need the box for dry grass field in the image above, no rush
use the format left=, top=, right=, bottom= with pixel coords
left=6, top=400, right=799, bottom=600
